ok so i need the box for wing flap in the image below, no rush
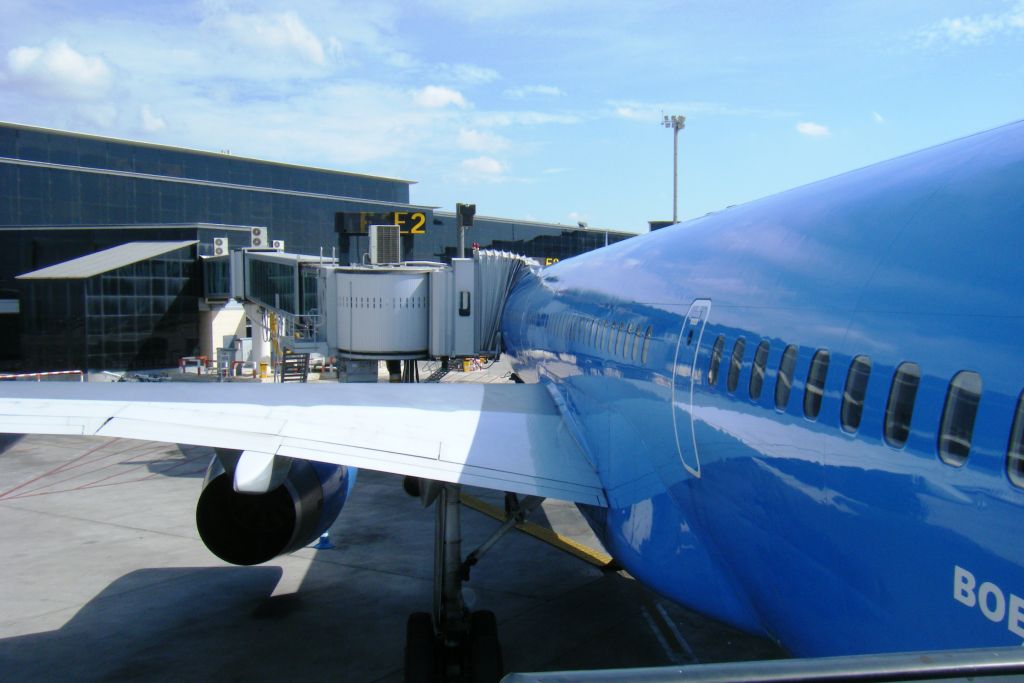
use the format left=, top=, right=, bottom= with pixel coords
left=0, top=382, right=606, bottom=506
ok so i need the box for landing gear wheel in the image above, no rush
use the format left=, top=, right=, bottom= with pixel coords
left=467, top=610, right=503, bottom=683
left=404, top=612, right=437, bottom=683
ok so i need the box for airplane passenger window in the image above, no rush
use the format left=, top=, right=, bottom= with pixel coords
left=749, top=340, right=770, bottom=400
left=938, top=371, right=982, bottom=467
left=708, top=335, right=725, bottom=386
left=727, top=337, right=746, bottom=394
left=884, top=362, right=920, bottom=448
left=804, top=349, right=830, bottom=420
left=841, top=355, right=872, bottom=433
left=1007, top=391, right=1024, bottom=489
left=641, top=326, right=653, bottom=364
left=775, top=345, right=798, bottom=410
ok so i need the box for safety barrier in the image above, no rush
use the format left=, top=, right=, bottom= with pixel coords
left=0, top=370, right=85, bottom=382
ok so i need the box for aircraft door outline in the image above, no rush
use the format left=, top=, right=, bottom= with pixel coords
left=671, top=299, right=711, bottom=478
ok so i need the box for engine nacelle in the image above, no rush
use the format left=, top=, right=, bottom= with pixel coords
left=196, top=449, right=354, bottom=566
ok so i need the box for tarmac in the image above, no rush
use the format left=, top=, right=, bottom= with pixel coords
left=0, top=361, right=785, bottom=682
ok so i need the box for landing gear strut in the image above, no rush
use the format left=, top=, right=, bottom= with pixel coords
left=404, top=481, right=527, bottom=683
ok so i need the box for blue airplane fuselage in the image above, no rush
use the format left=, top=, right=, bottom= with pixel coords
left=500, top=121, right=1024, bottom=656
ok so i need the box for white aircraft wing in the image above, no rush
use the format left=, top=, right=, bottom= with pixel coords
left=0, top=382, right=606, bottom=506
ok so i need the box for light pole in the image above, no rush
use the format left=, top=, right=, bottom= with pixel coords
left=662, top=114, right=685, bottom=223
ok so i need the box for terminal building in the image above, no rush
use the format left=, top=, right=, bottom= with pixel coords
left=0, top=122, right=633, bottom=372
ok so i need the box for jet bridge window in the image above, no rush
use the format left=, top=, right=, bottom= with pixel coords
left=727, top=337, right=746, bottom=394
left=708, top=335, right=725, bottom=386
left=841, top=355, right=872, bottom=433
left=884, top=362, right=920, bottom=448
left=938, top=371, right=982, bottom=467
left=775, top=345, right=798, bottom=410
left=804, top=349, right=830, bottom=420
left=749, top=340, right=770, bottom=401
left=1007, top=391, right=1024, bottom=489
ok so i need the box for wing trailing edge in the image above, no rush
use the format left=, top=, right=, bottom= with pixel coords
left=0, top=382, right=607, bottom=506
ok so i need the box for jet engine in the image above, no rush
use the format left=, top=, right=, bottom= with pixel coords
left=195, top=449, right=354, bottom=565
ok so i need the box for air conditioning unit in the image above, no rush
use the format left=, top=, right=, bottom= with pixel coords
left=272, top=239, right=285, bottom=251
left=213, top=237, right=229, bottom=256
left=250, top=226, right=269, bottom=248
left=369, top=224, right=401, bottom=264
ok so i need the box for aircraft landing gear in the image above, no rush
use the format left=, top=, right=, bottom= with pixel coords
left=403, top=482, right=528, bottom=683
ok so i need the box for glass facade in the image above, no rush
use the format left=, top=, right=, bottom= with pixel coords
left=0, top=123, right=424, bottom=277
left=19, top=245, right=198, bottom=371
left=247, top=258, right=297, bottom=312
left=202, top=257, right=231, bottom=300
left=0, top=125, right=410, bottom=203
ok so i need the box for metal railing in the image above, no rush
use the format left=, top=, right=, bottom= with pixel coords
left=0, top=370, right=84, bottom=382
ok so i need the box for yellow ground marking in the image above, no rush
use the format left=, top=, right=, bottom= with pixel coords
left=460, top=494, right=614, bottom=569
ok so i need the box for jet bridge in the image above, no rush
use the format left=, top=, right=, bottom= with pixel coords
left=201, top=239, right=535, bottom=375
left=322, top=252, right=532, bottom=361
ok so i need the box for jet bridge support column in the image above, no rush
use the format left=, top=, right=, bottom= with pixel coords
left=244, top=304, right=271, bottom=367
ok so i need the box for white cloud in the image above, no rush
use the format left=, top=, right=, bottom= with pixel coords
left=457, top=128, right=510, bottom=152
left=796, top=121, right=829, bottom=138
left=414, top=85, right=468, bottom=108
left=424, top=0, right=572, bottom=22
left=77, top=103, right=118, bottom=128
left=442, top=63, right=500, bottom=84
left=919, top=2, right=1024, bottom=46
left=141, top=104, right=166, bottom=132
left=7, top=41, right=113, bottom=100
left=209, top=10, right=326, bottom=64
left=476, top=111, right=579, bottom=126
left=614, top=105, right=653, bottom=121
left=505, top=84, right=564, bottom=99
left=872, top=111, right=885, bottom=124
left=461, top=156, right=505, bottom=175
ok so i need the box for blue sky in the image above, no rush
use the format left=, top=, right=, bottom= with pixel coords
left=1, top=1, right=1022, bottom=232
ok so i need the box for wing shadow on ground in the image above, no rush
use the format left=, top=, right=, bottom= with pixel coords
left=0, top=434, right=23, bottom=454
left=0, top=566, right=285, bottom=681
left=139, top=444, right=212, bottom=479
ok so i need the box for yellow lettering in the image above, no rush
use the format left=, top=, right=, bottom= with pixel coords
left=410, top=212, right=426, bottom=234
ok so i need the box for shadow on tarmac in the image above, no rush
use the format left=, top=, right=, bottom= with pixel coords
left=0, top=434, right=23, bottom=454
left=0, top=566, right=285, bottom=681
left=0, top=442, right=784, bottom=681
